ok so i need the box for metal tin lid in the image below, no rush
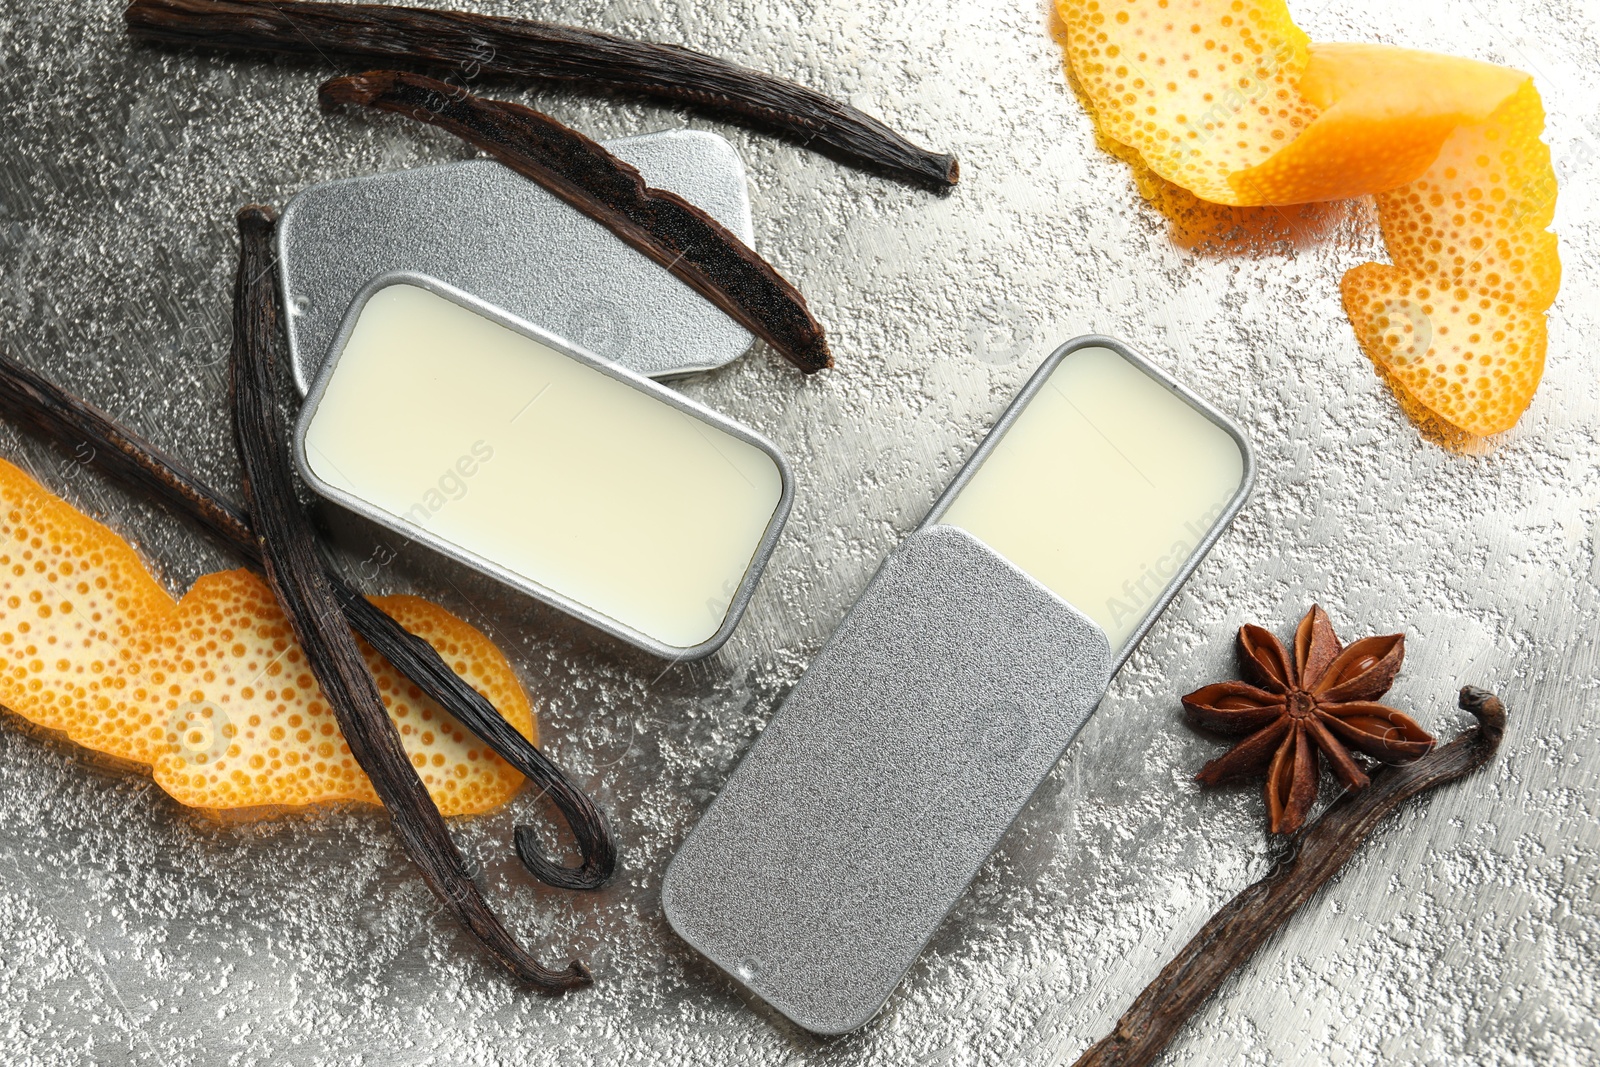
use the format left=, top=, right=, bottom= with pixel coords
left=663, top=525, right=1112, bottom=1034
left=277, top=129, right=756, bottom=392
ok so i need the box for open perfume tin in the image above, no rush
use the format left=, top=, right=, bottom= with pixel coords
left=277, top=128, right=792, bottom=659
left=663, top=335, right=1256, bottom=1033
left=292, top=273, right=793, bottom=661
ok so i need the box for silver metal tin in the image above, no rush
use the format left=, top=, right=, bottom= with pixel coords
left=292, top=272, right=794, bottom=662
left=663, top=336, right=1255, bottom=1033
left=276, top=129, right=756, bottom=393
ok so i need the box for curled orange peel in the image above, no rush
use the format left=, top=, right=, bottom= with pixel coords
left=0, top=455, right=533, bottom=816
left=1058, top=0, right=1560, bottom=437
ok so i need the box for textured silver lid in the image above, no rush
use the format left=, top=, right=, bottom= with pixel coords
left=277, top=129, right=756, bottom=392
left=663, top=525, right=1112, bottom=1034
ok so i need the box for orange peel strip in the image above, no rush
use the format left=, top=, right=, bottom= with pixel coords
left=0, top=455, right=533, bottom=816
left=1059, top=0, right=1317, bottom=206
left=1342, top=80, right=1557, bottom=435
left=1058, top=0, right=1560, bottom=436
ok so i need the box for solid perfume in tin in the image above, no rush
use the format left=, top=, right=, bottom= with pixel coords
left=663, top=336, right=1255, bottom=1032
left=293, top=273, right=792, bottom=661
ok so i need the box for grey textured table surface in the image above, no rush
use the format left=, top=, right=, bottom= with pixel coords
left=0, top=1, right=1596, bottom=1064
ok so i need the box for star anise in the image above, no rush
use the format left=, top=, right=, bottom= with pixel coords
left=1182, top=605, right=1436, bottom=833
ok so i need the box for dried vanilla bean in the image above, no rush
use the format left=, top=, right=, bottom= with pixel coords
left=321, top=70, right=832, bottom=374
left=1073, top=687, right=1507, bottom=1067
left=229, top=204, right=590, bottom=991
left=122, top=0, right=959, bottom=190
left=0, top=345, right=614, bottom=891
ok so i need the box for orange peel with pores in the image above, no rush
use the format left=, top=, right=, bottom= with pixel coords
left=0, top=455, right=533, bottom=816
left=1058, top=0, right=1560, bottom=437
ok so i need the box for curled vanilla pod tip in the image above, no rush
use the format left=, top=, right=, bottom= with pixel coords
left=320, top=69, right=833, bottom=374
left=123, top=0, right=958, bottom=190
left=229, top=204, right=590, bottom=992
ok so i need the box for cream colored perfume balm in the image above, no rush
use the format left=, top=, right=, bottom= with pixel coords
left=664, top=336, right=1254, bottom=1033
left=294, top=275, right=792, bottom=659
left=934, top=343, right=1247, bottom=657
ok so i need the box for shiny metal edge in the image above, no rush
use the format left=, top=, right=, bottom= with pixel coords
left=291, top=270, right=795, bottom=662
left=921, top=334, right=1258, bottom=674
left=274, top=129, right=757, bottom=394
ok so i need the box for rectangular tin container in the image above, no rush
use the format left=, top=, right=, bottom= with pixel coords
left=292, top=271, right=794, bottom=662
left=663, top=335, right=1256, bottom=1033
